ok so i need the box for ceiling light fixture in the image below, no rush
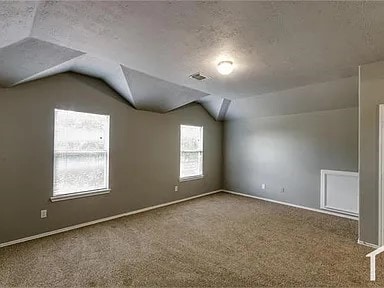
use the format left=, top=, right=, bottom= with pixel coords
left=217, top=61, right=234, bottom=75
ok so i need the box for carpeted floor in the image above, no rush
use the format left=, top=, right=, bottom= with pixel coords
left=0, top=192, right=383, bottom=287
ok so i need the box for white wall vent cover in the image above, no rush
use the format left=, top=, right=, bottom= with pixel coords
left=320, top=169, right=359, bottom=217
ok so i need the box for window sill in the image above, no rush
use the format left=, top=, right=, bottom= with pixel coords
left=50, top=189, right=111, bottom=202
left=179, top=175, right=204, bottom=182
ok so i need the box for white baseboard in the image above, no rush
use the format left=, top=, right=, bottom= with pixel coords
left=358, top=240, right=379, bottom=249
left=0, top=189, right=363, bottom=249
left=222, top=190, right=358, bottom=220
left=0, top=190, right=222, bottom=248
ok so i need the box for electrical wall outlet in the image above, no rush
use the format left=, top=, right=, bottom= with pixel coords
left=174, top=185, right=178, bottom=192
left=40, top=209, right=47, bottom=218
left=261, top=184, right=266, bottom=190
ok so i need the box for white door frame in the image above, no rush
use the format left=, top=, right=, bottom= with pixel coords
left=378, top=105, right=384, bottom=246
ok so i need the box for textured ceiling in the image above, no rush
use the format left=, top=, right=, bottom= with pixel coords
left=1, top=1, right=383, bottom=119
left=0, top=38, right=84, bottom=87
left=121, top=66, right=209, bottom=113
left=226, top=77, right=358, bottom=120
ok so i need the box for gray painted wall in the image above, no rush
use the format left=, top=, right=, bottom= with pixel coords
left=0, top=73, right=223, bottom=244
left=359, top=60, right=384, bottom=245
left=224, top=107, right=358, bottom=210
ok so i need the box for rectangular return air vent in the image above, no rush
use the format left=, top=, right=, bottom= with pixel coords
left=190, top=72, right=207, bottom=81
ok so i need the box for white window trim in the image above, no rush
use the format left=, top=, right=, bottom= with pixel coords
left=50, top=189, right=111, bottom=202
left=179, top=175, right=204, bottom=182
left=52, top=109, right=111, bottom=200
left=179, top=125, right=204, bottom=182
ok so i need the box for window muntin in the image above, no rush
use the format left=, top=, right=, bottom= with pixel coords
left=53, top=109, right=110, bottom=196
left=180, top=125, right=203, bottom=180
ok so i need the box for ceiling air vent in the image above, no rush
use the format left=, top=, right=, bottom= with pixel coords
left=190, top=72, right=207, bottom=81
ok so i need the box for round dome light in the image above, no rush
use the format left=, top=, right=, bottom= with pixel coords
left=217, top=61, right=234, bottom=75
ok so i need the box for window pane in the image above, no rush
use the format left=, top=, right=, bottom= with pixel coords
left=54, top=152, right=107, bottom=195
left=53, top=109, right=110, bottom=196
left=180, top=125, right=203, bottom=151
left=54, top=109, right=109, bottom=152
left=180, top=125, right=203, bottom=178
left=180, top=152, right=203, bottom=178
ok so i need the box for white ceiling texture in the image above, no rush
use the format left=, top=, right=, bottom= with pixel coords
left=1, top=1, right=384, bottom=120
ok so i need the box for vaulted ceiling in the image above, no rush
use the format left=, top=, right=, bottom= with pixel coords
left=1, top=1, right=384, bottom=120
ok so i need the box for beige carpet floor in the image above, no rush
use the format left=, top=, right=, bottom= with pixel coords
left=0, top=192, right=383, bottom=287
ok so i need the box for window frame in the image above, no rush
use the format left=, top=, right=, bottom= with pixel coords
left=179, top=124, right=204, bottom=182
left=50, top=109, right=111, bottom=202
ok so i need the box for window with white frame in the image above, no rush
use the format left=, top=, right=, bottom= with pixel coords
left=53, top=109, right=110, bottom=197
left=180, top=125, right=203, bottom=180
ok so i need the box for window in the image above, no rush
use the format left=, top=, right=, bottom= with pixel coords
left=53, top=109, right=110, bottom=199
left=180, top=125, right=203, bottom=181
